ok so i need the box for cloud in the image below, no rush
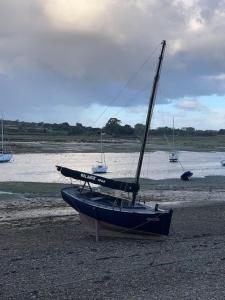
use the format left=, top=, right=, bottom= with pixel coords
left=0, top=0, right=225, bottom=125
left=175, top=99, right=208, bottom=112
left=42, top=1, right=110, bottom=34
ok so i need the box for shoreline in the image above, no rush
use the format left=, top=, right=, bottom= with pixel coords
left=1, top=176, right=225, bottom=223
left=9, top=140, right=225, bottom=154
left=1, top=179, right=225, bottom=299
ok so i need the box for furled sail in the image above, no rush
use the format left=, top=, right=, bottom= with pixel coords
left=57, top=166, right=139, bottom=193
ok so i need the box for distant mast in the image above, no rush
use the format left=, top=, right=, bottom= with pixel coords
left=1, top=118, right=3, bottom=153
left=132, top=40, right=166, bottom=205
left=100, top=128, right=103, bottom=163
left=172, top=117, right=175, bottom=150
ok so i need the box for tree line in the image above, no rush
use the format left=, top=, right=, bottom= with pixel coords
left=4, top=118, right=225, bottom=137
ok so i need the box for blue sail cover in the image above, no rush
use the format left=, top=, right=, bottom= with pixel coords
left=57, top=166, right=139, bottom=193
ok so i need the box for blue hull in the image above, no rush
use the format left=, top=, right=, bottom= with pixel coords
left=61, top=187, right=173, bottom=236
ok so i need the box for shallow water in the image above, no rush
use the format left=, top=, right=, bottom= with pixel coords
left=0, top=151, right=225, bottom=183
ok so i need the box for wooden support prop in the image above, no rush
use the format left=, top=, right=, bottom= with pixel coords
left=95, top=219, right=99, bottom=242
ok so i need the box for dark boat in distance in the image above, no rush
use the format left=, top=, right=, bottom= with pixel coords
left=57, top=40, right=173, bottom=236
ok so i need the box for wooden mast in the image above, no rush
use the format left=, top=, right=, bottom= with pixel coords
left=132, top=40, right=166, bottom=205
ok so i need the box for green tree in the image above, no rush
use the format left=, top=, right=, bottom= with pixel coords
left=134, top=123, right=145, bottom=136
left=104, top=118, right=122, bottom=135
left=121, top=124, right=134, bottom=135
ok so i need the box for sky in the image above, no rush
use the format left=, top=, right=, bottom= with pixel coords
left=0, top=0, right=225, bottom=129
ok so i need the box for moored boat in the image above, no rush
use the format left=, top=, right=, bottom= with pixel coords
left=92, top=129, right=108, bottom=173
left=169, top=118, right=178, bottom=163
left=169, top=151, right=178, bottom=162
left=221, top=160, right=225, bottom=166
left=57, top=40, right=173, bottom=236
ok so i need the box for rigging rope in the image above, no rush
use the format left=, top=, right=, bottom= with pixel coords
left=112, top=82, right=151, bottom=122
left=92, top=43, right=161, bottom=126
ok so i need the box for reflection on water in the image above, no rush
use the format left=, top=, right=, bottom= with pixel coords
left=0, top=151, right=225, bottom=182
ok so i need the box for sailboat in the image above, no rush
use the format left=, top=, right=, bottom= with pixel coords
left=0, top=119, right=12, bottom=163
left=57, top=40, right=173, bottom=236
left=169, top=117, right=178, bottom=162
left=92, top=129, right=108, bottom=173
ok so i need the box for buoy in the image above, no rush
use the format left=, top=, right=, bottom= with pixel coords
left=180, top=171, right=193, bottom=181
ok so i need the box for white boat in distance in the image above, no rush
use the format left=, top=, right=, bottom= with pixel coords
left=92, top=163, right=108, bottom=174
left=0, top=118, right=12, bottom=163
left=169, top=151, right=179, bottom=162
left=169, top=117, right=178, bottom=163
left=0, top=153, right=12, bottom=163
left=92, top=129, right=108, bottom=174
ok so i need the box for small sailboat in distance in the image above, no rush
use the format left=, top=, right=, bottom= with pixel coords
left=92, top=129, right=108, bottom=174
left=0, top=118, right=12, bottom=163
left=169, top=117, right=178, bottom=162
left=57, top=40, right=173, bottom=236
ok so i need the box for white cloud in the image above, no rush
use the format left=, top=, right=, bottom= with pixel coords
left=42, top=0, right=109, bottom=33
left=175, top=99, right=208, bottom=112
left=207, top=73, right=225, bottom=81
left=187, top=17, right=205, bottom=32
left=168, top=39, right=184, bottom=55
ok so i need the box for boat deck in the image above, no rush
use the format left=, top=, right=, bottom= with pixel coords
left=68, top=187, right=150, bottom=210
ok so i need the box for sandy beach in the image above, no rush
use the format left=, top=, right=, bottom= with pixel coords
left=0, top=178, right=225, bottom=299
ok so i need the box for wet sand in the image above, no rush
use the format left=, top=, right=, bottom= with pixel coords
left=1, top=178, right=225, bottom=299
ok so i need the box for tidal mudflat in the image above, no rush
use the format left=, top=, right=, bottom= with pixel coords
left=1, top=178, right=225, bottom=299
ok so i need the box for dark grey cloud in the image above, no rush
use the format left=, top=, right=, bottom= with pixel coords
left=0, top=0, right=225, bottom=123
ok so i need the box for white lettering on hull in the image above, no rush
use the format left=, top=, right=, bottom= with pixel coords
left=81, top=173, right=106, bottom=184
